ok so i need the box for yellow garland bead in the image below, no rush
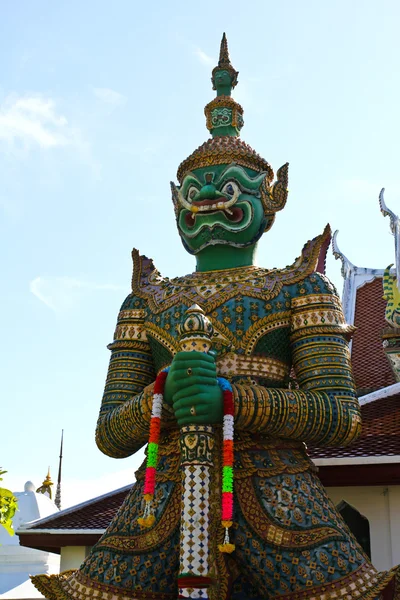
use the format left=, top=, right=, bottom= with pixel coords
left=218, top=543, right=236, bottom=554
left=221, top=520, right=233, bottom=528
left=137, top=514, right=156, bottom=528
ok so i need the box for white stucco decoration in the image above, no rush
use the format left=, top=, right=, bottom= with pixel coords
left=0, top=480, right=60, bottom=598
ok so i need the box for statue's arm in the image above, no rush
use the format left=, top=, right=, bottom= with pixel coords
left=233, top=274, right=361, bottom=447
left=95, top=293, right=157, bottom=458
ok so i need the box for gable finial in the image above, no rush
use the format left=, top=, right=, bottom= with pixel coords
left=55, top=429, right=63, bottom=510
left=332, top=230, right=355, bottom=278
left=379, top=188, right=400, bottom=291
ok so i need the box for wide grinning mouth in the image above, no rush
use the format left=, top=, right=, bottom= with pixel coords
left=184, top=205, right=244, bottom=227
left=191, top=198, right=233, bottom=212
left=172, top=181, right=240, bottom=215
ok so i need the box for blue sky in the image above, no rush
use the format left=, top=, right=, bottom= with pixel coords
left=2, top=0, right=400, bottom=508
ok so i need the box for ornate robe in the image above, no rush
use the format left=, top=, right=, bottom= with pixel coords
left=33, top=230, right=399, bottom=600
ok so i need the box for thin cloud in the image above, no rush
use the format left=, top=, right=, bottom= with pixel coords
left=195, top=48, right=215, bottom=66
left=30, top=276, right=125, bottom=313
left=0, top=95, right=74, bottom=149
left=0, top=93, right=100, bottom=185
left=93, top=87, right=127, bottom=107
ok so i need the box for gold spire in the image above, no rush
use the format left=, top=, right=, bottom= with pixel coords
left=55, top=429, right=63, bottom=510
left=36, top=467, right=54, bottom=499
left=219, top=33, right=231, bottom=71
left=212, top=32, right=239, bottom=90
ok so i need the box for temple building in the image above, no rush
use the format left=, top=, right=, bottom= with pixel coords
left=17, top=189, right=400, bottom=579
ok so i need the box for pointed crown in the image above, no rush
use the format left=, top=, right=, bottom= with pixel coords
left=211, top=32, right=239, bottom=90
left=177, top=34, right=273, bottom=183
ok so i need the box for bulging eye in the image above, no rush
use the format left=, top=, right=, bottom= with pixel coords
left=187, top=186, right=199, bottom=202
left=222, top=181, right=239, bottom=196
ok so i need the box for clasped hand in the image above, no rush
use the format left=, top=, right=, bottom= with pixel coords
left=163, top=351, right=223, bottom=427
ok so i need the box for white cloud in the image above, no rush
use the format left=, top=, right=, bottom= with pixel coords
left=93, top=87, right=127, bottom=107
left=0, top=93, right=101, bottom=185
left=0, top=95, right=75, bottom=149
left=195, top=48, right=214, bottom=66
left=30, top=276, right=125, bottom=313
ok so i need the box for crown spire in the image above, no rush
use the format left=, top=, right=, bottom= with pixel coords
left=211, top=33, right=239, bottom=94
left=205, top=34, right=243, bottom=138
left=219, top=33, right=231, bottom=70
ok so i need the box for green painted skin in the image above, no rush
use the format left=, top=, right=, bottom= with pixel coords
left=164, top=352, right=223, bottom=425
left=213, top=68, right=233, bottom=97
left=177, top=165, right=268, bottom=256
left=166, top=163, right=270, bottom=425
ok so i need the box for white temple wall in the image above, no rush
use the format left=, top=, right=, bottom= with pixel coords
left=60, top=546, right=88, bottom=572
left=326, top=485, right=400, bottom=571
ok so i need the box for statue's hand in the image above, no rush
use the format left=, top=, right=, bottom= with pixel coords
left=164, top=351, right=223, bottom=426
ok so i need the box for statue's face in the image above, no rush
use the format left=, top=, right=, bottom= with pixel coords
left=213, top=69, right=232, bottom=90
left=172, top=164, right=271, bottom=255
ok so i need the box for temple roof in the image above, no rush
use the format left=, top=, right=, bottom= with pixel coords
left=17, top=486, right=131, bottom=553
left=19, top=485, right=129, bottom=532
left=350, top=276, right=396, bottom=394
left=309, top=393, right=400, bottom=461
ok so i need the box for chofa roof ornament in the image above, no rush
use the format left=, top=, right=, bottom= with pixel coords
left=379, top=188, right=400, bottom=291
left=332, top=230, right=355, bottom=278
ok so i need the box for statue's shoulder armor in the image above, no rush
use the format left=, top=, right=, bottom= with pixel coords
left=130, top=226, right=332, bottom=313
left=119, top=290, right=148, bottom=311
left=130, top=248, right=169, bottom=311
left=268, top=224, right=332, bottom=289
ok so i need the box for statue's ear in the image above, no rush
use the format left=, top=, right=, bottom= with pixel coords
left=170, top=181, right=180, bottom=219
left=260, top=163, right=289, bottom=215
left=264, top=214, right=276, bottom=232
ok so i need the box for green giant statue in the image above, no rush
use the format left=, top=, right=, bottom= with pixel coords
left=32, top=34, right=400, bottom=600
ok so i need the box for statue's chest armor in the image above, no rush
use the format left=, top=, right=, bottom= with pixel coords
left=132, top=228, right=330, bottom=383
left=145, top=291, right=293, bottom=386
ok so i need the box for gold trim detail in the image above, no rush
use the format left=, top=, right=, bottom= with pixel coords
left=176, top=136, right=274, bottom=183
left=217, top=352, right=288, bottom=381
left=145, top=322, right=179, bottom=355
left=242, top=312, right=291, bottom=354
left=114, top=323, right=147, bottom=342
left=131, top=227, right=331, bottom=315
left=204, top=96, right=244, bottom=131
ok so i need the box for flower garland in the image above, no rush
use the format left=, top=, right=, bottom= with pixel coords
left=217, top=377, right=235, bottom=553
left=137, top=368, right=169, bottom=528
left=138, top=370, right=235, bottom=554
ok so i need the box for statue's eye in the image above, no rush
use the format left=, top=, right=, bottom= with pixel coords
left=188, top=187, right=198, bottom=201
left=222, top=182, right=237, bottom=196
